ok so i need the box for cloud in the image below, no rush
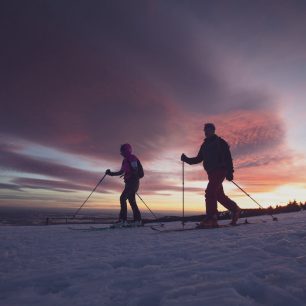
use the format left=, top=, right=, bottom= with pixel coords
left=0, top=144, right=123, bottom=192
left=0, top=142, right=193, bottom=195
left=0, top=183, right=22, bottom=192
left=12, top=178, right=86, bottom=193
left=214, top=110, right=285, bottom=157
left=0, top=1, right=284, bottom=163
left=168, top=108, right=285, bottom=160
left=0, top=146, right=95, bottom=184
left=140, top=177, right=203, bottom=196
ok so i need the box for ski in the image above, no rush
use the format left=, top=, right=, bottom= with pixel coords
left=68, top=223, right=144, bottom=231
left=150, top=221, right=254, bottom=233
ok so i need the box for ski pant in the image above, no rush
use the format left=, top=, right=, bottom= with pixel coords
left=205, top=168, right=239, bottom=219
left=119, top=180, right=141, bottom=221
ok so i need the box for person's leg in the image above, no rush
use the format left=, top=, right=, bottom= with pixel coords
left=217, top=185, right=238, bottom=211
left=205, top=170, right=224, bottom=219
left=128, top=194, right=141, bottom=221
left=216, top=176, right=241, bottom=225
left=119, top=186, right=128, bottom=221
left=198, top=170, right=224, bottom=228
left=127, top=181, right=141, bottom=221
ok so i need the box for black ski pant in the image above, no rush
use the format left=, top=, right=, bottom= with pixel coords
left=119, top=180, right=141, bottom=221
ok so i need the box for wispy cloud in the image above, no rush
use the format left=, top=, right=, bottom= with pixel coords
left=0, top=144, right=122, bottom=193
left=0, top=183, right=22, bottom=192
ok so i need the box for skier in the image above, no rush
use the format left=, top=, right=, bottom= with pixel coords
left=106, top=143, right=143, bottom=226
left=181, top=123, right=241, bottom=228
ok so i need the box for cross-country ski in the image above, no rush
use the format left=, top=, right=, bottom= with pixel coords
left=150, top=220, right=255, bottom=233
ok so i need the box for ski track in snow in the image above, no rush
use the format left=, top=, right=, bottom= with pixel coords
left=0, top=212, right=306, bottom=306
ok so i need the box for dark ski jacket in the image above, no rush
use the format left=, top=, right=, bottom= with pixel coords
left=185, top=135, right=234, bottom=174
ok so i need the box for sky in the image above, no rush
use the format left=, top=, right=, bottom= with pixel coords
left=1, top=0, right=306, bottom=215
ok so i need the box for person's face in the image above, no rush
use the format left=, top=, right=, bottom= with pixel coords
left=120, top=149, right=126, bottom=157
left=204, top=127, right=215, bottom=138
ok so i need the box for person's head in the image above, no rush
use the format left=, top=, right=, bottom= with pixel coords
left=204, top=123, right=216, bottom=138
left=120, top=143, right=132, bottom=157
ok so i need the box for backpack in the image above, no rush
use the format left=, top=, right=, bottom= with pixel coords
left=136, top=160, right=144, bottom=179
left=129, top=159, right=144, bottom=179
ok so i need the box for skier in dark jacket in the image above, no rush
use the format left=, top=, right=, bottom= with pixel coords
left=181, top=123, right=241, bottom=228
left=106, top=143, right=142, bottom=226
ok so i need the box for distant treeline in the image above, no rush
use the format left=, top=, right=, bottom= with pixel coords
left=220, top=200, right=306, bottom=220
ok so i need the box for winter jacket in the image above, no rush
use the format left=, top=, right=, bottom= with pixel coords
left=121, top=154, right=140, bottom=182
left=185, top=135, right=234, bottom=174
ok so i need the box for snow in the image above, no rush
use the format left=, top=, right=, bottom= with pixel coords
left=1, top=212, right=306, bottom=306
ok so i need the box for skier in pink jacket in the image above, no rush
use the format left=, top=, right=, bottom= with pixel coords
left=106, top=143, right=143, bottom=225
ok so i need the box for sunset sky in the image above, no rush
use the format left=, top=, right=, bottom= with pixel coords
left=1, top=1, right=306, bottom=215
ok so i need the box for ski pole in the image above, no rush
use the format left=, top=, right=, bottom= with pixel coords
left=73, top=173, right=107, bottom=217
left=136, top=193, right=161, bottom=225
left=232, top=181, right=278, bottom=221
left=182, top=161, right=185, bottom=228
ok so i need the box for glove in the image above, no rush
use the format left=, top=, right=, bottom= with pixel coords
left=226, top=171, right=234, bottom=181
left=181, top=153, right=187, bottom=162
left=105, top=169, right=111, bottom=176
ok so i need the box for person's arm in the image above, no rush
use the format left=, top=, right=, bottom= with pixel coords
left=181, top=145, right=204, bottom=165
left=106, top=161, right=124, bottom=176
left=106, top=169, right=124, bottom=176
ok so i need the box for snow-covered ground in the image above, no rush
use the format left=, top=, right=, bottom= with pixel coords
left=1, top=211, right=306, bottom=306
